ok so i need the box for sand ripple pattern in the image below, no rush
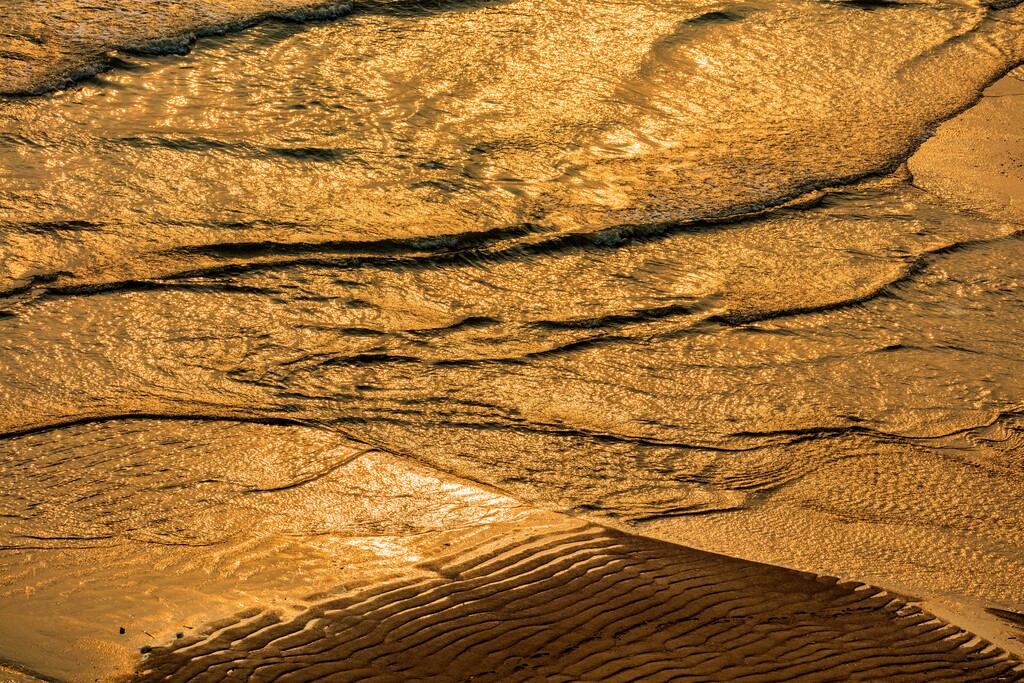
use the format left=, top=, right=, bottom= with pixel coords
left=134, top=526, right=1024, bottom=682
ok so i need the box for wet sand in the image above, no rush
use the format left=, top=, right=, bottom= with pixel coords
left=910, top=67, right=1024, bottom=221
left=632, top=68, right=1024, bottom=661
left=132, top=525, right=1020, bottom=682
left=126, top=70, right=1024, bottom=680
left=0, top=419, right=1022, bottom=681
left=2, top=8, right=1024, bottom=683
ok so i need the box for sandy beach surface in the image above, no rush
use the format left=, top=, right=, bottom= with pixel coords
left=0, top=419, right=1022, bottom=682
left=2, top=4, right=1024, bottom=681
left=639, top=67, right=1024, bottom=660
left=910, top=67, right=1024, bottom=222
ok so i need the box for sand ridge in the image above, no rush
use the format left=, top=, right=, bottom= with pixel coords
left=131, top=522, right=1024, bottom=682
left=1, top=418, right=1022, bottom=681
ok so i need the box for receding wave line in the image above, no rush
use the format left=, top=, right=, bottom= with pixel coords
left=0, top=0, right=526, bottom=96
left=0, top=0, right=356, bottom=95
left=0, top=186, right=830, bottom=304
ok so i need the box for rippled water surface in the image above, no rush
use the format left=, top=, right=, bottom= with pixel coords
left=2, top=0, right=1024, bottom=677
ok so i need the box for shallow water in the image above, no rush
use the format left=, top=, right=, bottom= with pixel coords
left=2, top=0, right=1024, bottom=677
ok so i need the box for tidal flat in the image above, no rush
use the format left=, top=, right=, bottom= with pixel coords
left=1, top=2, right=1024, bottom=680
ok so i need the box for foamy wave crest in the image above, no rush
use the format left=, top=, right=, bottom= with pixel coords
left=0, top=0, right=354, bottom=95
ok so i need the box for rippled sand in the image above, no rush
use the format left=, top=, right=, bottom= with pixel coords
left=1, top=419, right=1021, bottom=681
left=2, top=2, right=1024, bottom=680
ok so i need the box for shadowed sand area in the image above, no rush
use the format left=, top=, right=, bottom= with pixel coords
left=0, top=419, right=1022, bottom=681
left=131, top=526, right=1024, bottom=683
